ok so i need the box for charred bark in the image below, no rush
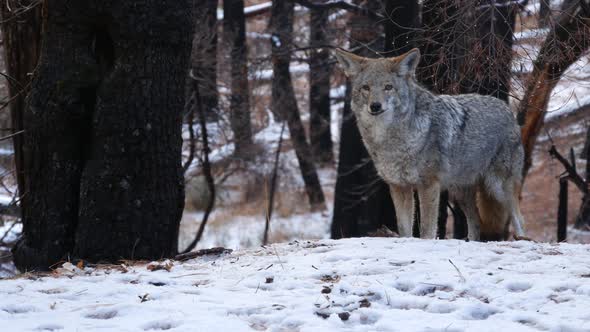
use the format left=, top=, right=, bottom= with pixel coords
left=270, top=0, right=326, bottom=211
left=224, top=0, right=253, bottom=157
left=309, top=1, right=334, bottom=165
left=13, top=1, right=193, bottom=270
left=557, top=177, right=568, bottom=242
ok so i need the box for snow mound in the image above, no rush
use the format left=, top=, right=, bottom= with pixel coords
left=1, top=238, right=590, bottom=331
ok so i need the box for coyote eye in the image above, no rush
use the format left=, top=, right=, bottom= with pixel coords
left=384, top=84, right=393, bottom=91
left=361, top=85, right=370, bottom=91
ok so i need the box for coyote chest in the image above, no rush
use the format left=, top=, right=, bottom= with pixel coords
left=359, top=122, right=434, bottom=187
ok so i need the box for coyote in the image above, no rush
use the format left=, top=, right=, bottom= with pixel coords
left=334, top=48, right=526, bottom=241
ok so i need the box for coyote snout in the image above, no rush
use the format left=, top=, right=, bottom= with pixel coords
left=334, top=48, right=526, bottom=241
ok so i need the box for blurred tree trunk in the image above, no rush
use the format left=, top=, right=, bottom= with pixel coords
left=191, top=0, right=219, bottom=119
left=332, top=0, right=418, bottom=238
left=575, top=127, right=590, bottom=230
left=518, top=1, right=590, bottom=178
left=224, top=0, right=253, bottom=157
left=309, top=1, right=334, bottom=165
left=0, top=1, right=42, bottom=219
left=270, top=0, right=326, bottom=211
left=13, top=1, right=193, bottom=271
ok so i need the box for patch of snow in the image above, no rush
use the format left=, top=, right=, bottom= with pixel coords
left=251, top=63, right=309, bottom=81
left=514, top=28, right=549, bottom=40
left=246, top=32, right=271, bottom=40
left=2, top=238, right=590, bottom=331
left=330, top=85, right=346, bottom=99
left=179, top=204, right=332, bottom=251
left=217, top=2, right=272, bottom=20
left=0, top=221, right=21, bottom=245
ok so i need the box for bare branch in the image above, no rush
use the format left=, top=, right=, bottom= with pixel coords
left=549, top=145, right=588, bottom=193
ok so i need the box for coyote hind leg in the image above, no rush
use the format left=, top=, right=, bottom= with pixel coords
left=418, top=181, right=441, bottom=239
left=389, top=185, right=414, bottom=237
left=454, top=187, right=481, bottom=241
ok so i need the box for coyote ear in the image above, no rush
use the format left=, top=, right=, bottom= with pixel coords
left=333, top=48, right=365, bottom=77
left=395, top=48, right=421, bottom=76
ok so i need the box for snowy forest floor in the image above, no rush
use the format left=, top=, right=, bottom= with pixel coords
left=1, top=238, right=590, bottom=331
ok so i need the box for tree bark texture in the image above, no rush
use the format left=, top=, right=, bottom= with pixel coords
left=0, top=1, right=42, bottom=219
left=518, top=2, right=590, bottom=178
left=191, top=0, right=219, bottom=118
left=309, top=1, right=334, bottom=165
left=224, top=0, right=253, bottom=157
left=332, top=0, right=407, bottom=239
left=13, top=0, right=193, bottom=270
left=270, top=0, right=326, bottom=211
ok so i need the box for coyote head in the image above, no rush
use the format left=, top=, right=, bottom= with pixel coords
left=334, top=48, right=420, bottom=122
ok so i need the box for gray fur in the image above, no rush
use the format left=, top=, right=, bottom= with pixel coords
left=334, top=48, right=526, bottom=240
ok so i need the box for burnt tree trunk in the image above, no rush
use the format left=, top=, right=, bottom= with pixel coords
left=557, top=177, right=568, bottom=241
left=13, top=1, right=193, bottom=270
left=309, top=1, right=334, bottom=165
left=191, top=0, right=219, bottom=119
left=332, top=0, right=417, bottom=238
left=224, top=0, right=253, bottom=157
left=270, top=0, right=326, bottom=211
left=518, top=2, right=590, bottom=178
left=0, top=1, right=42, bottom=218
left=574, top=127, right=590, bottom=230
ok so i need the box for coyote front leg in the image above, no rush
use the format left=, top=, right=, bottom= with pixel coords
left=389, top=185, right=414, bottom=237
left=418, top=182, right=441, bottom=239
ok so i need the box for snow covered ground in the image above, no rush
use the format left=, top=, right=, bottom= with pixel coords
left=2, top=238, right=590, bottom=331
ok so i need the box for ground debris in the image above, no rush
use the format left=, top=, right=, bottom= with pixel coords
left=368, top=225, right=399, bottom=238
left=174, top=247, right=233, bottom=261
left=146, top=260, right=173, bottom=272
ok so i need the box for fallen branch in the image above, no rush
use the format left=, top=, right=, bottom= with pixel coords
left=174, top=247, right=232, bottom=261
